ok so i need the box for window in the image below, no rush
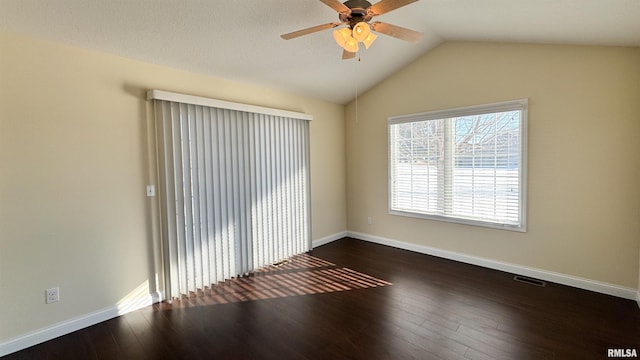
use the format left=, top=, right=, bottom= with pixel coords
left=388, top=99, right=527, bottom=231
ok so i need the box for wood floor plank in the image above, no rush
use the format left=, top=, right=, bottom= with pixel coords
left=3, top=237, right=639, bottom=359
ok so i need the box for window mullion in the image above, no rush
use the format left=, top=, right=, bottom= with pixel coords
left=442, top=118, right=454, bottom=216
left=410, top=123, right=415, bottom=210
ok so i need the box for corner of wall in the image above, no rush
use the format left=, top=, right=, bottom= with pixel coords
left=312, top=231, right=347, bottom=248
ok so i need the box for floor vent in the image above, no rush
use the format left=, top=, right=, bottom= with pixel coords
left=513, top=275, right=546, bottom=287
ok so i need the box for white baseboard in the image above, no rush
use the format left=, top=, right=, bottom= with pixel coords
left=0, top=293, right=159, bottom=357
left=151, top=291, right=164, bottom=304
left=312, top=231, right=347, bottom=248
left=637, top=290, right=640, bottom=309
left=347, top=231, right=638, bottom=301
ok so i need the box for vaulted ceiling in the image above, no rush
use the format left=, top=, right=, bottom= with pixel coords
left=1, top=0, right=639, bottom=104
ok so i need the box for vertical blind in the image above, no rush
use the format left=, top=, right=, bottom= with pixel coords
left=150, top=91, right=312, bottom=300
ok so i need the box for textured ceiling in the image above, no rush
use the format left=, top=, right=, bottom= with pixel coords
left=1, top=0, right=639, bottom=104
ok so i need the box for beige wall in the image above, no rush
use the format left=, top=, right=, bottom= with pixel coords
left=1, top=30, right=639, bottom=346
left=0, top=31, right=346, bottom=341
left=346, top=42, right=640, bottom=288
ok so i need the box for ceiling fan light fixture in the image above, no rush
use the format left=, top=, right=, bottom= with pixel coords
left=362, top=32, right=377, bottom=49
left=352, top=21, right=371, bottom=42
left=343, top=36, right=359, bottom=53
left=333, top=29, right=348, bottom=46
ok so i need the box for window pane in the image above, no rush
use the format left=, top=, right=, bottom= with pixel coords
left=390, top=120, right=442, bottom=214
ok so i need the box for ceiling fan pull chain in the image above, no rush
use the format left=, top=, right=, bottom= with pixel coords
left=355, top=57, right=359, bottom=123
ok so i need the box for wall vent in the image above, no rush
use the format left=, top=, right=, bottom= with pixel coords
left=513, top=275, right=546, bottom=287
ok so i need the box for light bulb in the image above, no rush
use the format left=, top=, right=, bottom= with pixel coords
left=333, top=29, right=347, bottom=47
left=362, top=33, right=377, bottom=49
left=352, top=22, right=371, bottom=42
left=333, top=28, right=352, bottom=47
left=343, top=36, right=359, bottom=53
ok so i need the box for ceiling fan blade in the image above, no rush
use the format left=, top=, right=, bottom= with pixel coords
left=368, top=0, right=418, bottom=16
left=281, top=22, right=342, bottom=40
left=370, top=21, right=423, bottom=43
left=320, top=0, right=351, bottom=13
left=342, top=49, right=356, bottom=60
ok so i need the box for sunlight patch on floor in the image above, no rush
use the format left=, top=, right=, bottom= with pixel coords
left=159, top=253, right=392, bottom=308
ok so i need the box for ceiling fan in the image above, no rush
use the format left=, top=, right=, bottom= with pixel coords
left=281, top=0, right=423, bottom=59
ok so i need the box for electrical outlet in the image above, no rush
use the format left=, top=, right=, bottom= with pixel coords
left=367, top=216, right=373, bottom=225
left=45, top=287, right=60, bottom=304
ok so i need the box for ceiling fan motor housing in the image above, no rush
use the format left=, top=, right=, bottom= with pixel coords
left=340, top=0, right=374, bottom=26
left=343, top=0, right=372, bottom=9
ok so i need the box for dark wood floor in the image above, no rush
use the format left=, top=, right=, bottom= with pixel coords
left=4, top=238, right=640, bottom=359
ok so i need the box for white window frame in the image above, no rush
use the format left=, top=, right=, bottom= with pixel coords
left=388, top=99, right=528, bottom=232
